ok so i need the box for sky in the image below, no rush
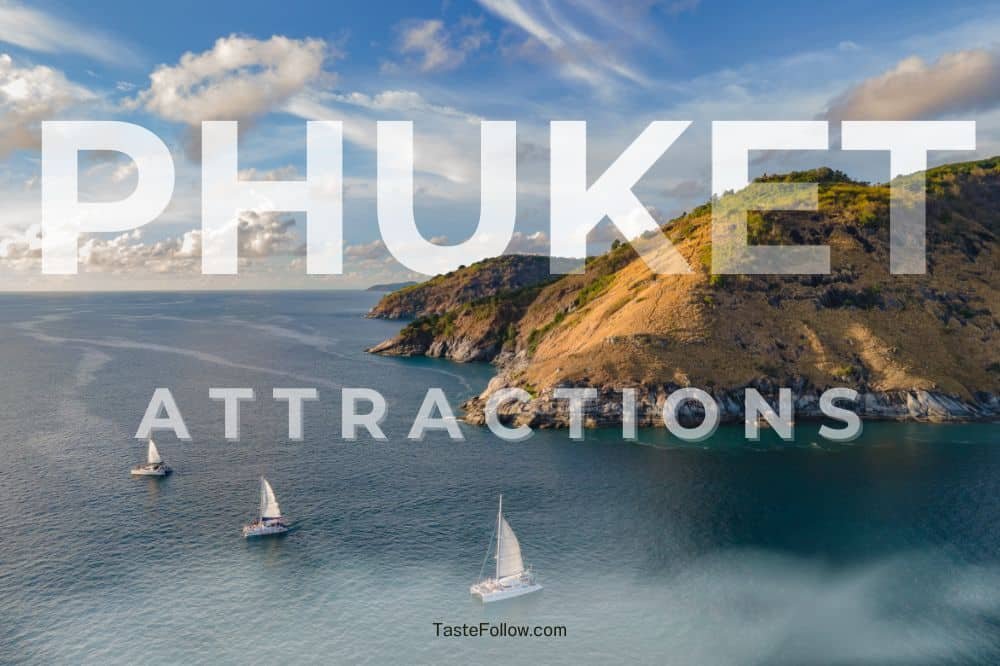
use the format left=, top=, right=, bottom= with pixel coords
left=1, top=0, right=999, bottom=290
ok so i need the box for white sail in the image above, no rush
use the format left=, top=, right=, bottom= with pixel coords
left=495, top=516, right=525, bottom=578
left=147, top=439, right=162, bottom=464
left=260, top=478, right=282, bottom=519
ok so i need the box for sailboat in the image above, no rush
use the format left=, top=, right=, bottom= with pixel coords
left=242, top=477, right=289, bottom=538
left=130, top=438, right=172, bottom=476
left=470, top=495, right=542, bottom=602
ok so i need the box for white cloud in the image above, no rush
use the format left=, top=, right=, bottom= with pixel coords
left=131, top=35, right=329, bottom=125
left=327, top=89, right=479, bottom=121
left=237, top=165, right=300, bottom=181
left=504, top=230, right=549, bottom=254
left=77, top=211, right=301, bottom=273
left=234, top=211, right=300, bottom=258
left=110, top=160, right=138, bottom=184
left=395, top=17, right=490, bottom=72
left=0, top=211, right=301, bottom=274
left=0, top=53, right=93, bottom=156
left=825, top=49, right=1000, bottom=120
left=0, top=3, right=138, bottom=65
left=0, top=223, right=41, bottom=270
left=345, top=238, right=392, bottom=262
left=481, top=0, right=652, bottom=91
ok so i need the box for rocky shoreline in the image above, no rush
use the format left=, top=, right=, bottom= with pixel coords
left=461, top=379, right=1000, bottom=428
left=457, top=350, right=1000, bottom=426
left=368, top=338, right=1000, bottom=426
left=369, top=325, right=1000, bottom=427
left=365, top=331, right=501, bottom=362
left=370, top=329, right=1000, bottom=427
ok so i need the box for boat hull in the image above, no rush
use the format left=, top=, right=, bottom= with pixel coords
left=242, top=523, right=289, bottom=538
left=130, top=466, right=171, bottom=476
left=470, top=579, right=542, bottom=603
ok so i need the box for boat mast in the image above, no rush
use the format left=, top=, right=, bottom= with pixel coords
left=496, top=494, right=503, bottom=579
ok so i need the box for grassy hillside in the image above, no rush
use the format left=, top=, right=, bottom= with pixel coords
left=512, top=160, right=996, bottom=393
left=371, top=157, right=1000, bottom=423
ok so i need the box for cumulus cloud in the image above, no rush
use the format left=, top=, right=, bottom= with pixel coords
left=345, top=238, right=393, bottom=262
left=81, top=212, right=300, bottom=273
left=0, top=223, right=41, bottom=270
left=0, top=54, right=92, bottom=156
left=395, top=17, right=489, bottom=72
left=131, top=35, right=329, bottom=126
left=825, top=49, right=1000, bottom=120
left=504, top=230, right=549, bottom=254
left=234, top=211, right=300, bottom=257
left=0, top=212, right=300, bottom=274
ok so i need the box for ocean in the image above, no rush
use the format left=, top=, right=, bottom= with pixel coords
left=0, top=291, right=998, bottom=664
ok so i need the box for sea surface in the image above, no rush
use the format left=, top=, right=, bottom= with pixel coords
left=0, top=291, right=998, bottom=665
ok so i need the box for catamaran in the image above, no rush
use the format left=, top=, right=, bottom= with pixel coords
left=242, top=477, right=289, bottom=538
left=130, top=438, right=172, bottom=476
left=470, top=495, right=542, bottom=602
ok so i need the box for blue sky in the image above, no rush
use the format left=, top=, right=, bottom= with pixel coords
left=1, top=0, right=999, bottom=289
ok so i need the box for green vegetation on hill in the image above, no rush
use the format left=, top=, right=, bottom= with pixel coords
left=756, top=166, right=861, bottom=185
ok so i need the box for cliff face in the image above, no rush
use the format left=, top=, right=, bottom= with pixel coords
left=366, top=283, right=545, bottom=361
left=365, top=255, right=556, bottom=319
left=370, top=158, right=1000, bottom=424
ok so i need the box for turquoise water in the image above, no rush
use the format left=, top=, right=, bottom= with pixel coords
left=0, top=291, right=998, bottom=664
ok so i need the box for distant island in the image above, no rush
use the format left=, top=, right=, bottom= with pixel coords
left=367, top=159, right=1000, bottom=427
left=366, top=281, right=419, bottom=293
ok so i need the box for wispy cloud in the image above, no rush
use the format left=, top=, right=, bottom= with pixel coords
left=285, top=88, right=485, bottom=185
left=0, top=2, right=139, bottom=66
left=324, top=89, right=479, bottom=121
left=479, top=0, right=659, bottom=91
left=393, top=17, right=490, bottom=72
